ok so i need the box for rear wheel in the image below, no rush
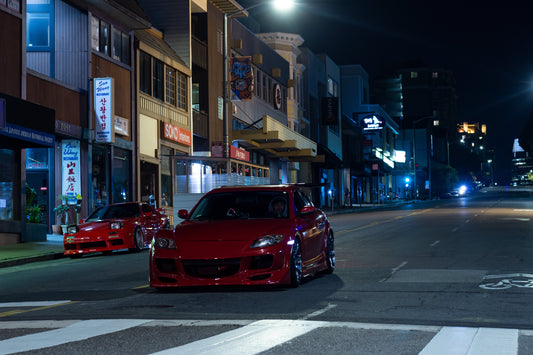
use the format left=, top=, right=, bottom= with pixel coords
left=130, top=227, right=144, bottom=252
left=289, top=239, right=302, bottom=287
left=324, top=232, right=335, bottom=274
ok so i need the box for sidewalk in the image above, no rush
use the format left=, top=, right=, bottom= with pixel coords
left=0, top=199, right=416, bottom=269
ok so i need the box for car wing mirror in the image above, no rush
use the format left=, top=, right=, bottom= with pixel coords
left=299, top=206, right=316, bottom=215
left=178, top=209, right=188, bottom=219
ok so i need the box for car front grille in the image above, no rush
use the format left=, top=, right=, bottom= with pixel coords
left=183, top=258, right=241, bottom=279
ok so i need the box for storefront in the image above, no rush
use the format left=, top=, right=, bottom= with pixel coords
left=0, top=94, right=55, bottom=244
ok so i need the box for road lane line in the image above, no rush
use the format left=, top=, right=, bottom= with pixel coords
left=337, top=208, right=434, bottom=235
left=300, top=303, right=337, bottom=320
left=380, top=261, right=407, bottom=282
left=0, top=301, right=77, bottom=318
left=151, top=319, right=326, bottom=355
left=420, top=327, right=518, bottom=355
left=0, top=301, right=71, bottom=308
left=0, top=319, right=152, bottom=354
left=430, top=240, right=440, bottom=247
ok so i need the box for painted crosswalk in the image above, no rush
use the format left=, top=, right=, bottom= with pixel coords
left=1, top=317, right=533, bottom=354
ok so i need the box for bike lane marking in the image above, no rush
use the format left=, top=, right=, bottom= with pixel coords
left=420, top=327, right=518, bottom=355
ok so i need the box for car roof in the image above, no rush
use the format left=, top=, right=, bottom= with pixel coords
left=207, top=184, right=298, bottom=194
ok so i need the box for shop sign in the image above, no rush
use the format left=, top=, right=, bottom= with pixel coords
left=2, top=123, right=54, bottom=146
left=361, top=115, right=384, bottom=131
left=211, top=141, right=223, bottom=157
left=162, top=122, right=192, bottom=146
left=230, top=145, right=250, bottom=162
left=62, top=140, right=81, bottom=203
left=114, top=116, right=129, bottom=136
left=230, top=56, right=254, bottom=101
left=94, top=77, right=114, bottom=143
left=393, top=150, right=406, bottom=163
left=273, top=83, right=282, bottom=110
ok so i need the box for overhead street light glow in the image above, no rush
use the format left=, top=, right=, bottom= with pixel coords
left=273, top=0, right=295, bottom=11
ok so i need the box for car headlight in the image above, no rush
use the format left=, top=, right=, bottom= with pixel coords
left=153, top=237, right=177, bottom=249
left=66, top=225, right=78, bottom=234
left=110, top=221, right=122, bottom=230
left=251, top=234, right=284, bottom=248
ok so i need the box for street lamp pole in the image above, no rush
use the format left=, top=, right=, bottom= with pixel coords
left=222, top=1, right=294, bottom=158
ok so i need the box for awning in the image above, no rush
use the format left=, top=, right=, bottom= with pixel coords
left=233, top=115, right=323, bottom=163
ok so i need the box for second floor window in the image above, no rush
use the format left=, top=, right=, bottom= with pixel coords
left=91, top=15, right=130, bottom=65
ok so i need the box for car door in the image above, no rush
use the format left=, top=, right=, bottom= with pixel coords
left=293, top=190, right=325, bottom=266
left=141, top=203, right=159, bottom=239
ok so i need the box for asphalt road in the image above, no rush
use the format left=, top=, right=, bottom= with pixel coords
left=2, top=187, right=533, bottom=354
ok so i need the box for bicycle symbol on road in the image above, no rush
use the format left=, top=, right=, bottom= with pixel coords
left=479, top=273, right=533, bottom=290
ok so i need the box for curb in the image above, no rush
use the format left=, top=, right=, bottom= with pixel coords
left=0, top=252, right=65, bottom=269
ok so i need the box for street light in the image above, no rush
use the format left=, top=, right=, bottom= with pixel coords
left=222, top=0, right=295, bottom=157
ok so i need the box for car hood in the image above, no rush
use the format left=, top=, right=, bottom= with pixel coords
left=77, top=219, right=125, bottom=233
left=174, top=219, right=289, bottom=242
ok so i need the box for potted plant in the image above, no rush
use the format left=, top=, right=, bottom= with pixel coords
left=24, top=183, right=47, bottom=242
left=53, top=195, right=71, bottom=234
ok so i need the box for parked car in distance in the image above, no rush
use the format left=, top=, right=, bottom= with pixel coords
left=64, top=202, right=169, bottom=258
left=149, top=184, right=335, bottom=289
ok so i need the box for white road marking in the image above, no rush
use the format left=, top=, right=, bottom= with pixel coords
left=420, top=327, right=518, bottom=355
left=300, top=303, right=337, bottom=320
left=452, top=227, right=458, bottom=232
left=150, top=319, right=327, bottom=355
left=430, top=240, right=440, bottom=247
left=0, top=301, right=71, bottom=308
left=500, top=218, right=530, bottom=222
left=0, top=319, right=152, bottom=354
left=380, top=261, right=407, bottom=282
left=513, top=209, right=533, bottom=212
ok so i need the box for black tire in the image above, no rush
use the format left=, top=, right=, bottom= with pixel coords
left=289, top=239, right=303, bottom=287
left=130, top=227, right=144, bottom=252
left=324, top=232, right=335, bottom=274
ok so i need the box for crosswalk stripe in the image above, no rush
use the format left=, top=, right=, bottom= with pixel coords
left=150, top=319, right=327, bottom=355
left=420, top=327, right=518, bottom=355
left=0, top=319, right=152, bottom=355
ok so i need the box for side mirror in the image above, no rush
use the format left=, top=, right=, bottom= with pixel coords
left=79, top=219, right=85, bottom=224
left=299, top=206, right=316, bottom=215
left=178, top=209, right=188, bottom=219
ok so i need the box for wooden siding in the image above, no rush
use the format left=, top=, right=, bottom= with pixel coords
left=0, top=11, right=22, bottom=97
left=26, top=73, right=87, bottom=127
left=91, top=54, right=132, bottom=140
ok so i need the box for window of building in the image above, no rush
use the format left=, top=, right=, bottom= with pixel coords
left=90, top=15, right=130, bottom=65
left=166, top=67, right=176, bottom=106
left=27, top=0, right=53, bottom=51
left=139, top=51, right=151, bottom=95
left=432, top=72, right=439, bottom=78
left=177, top=72, right=187, bottom=110
left=153, top=58, right=164, bottom=101
left=410, top=71, right=418, bottom=79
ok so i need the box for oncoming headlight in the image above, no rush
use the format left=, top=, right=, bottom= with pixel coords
left=251, top=234, right=284, bottom=248
left=154, top=237, right=177, bottom=249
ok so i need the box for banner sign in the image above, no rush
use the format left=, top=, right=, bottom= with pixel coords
left=162, top=122, right=192, bottom=146
left=230, top=56, right=254, bottom=101
left=114, top=116, right=129, bottom=136
left=62, top=140, right=81, bottom=203
left=94, top=77, right=114, bottom=143
left=2, top=123, right=54, bottom=146
left=321, top=97, right=339, bottom=125
left=273, top=83, right=282, bottom=110
left=361, top=115, right=384, bottom=131
left=230, top=145, right=250, bottom=162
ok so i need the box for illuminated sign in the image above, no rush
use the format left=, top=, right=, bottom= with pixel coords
left=393, top=150, right=406, bottom=163
left=273, top=83, right=282, bottom=110
left=162, top=122, right=192, bottom=146
left=230, top=146, right=250, bottom=162
left=62, top=140, right=81, bottom=203
left=361, top=115, right=384, bottom=131
left=114, top=116, right=129, bottom=136
left=94, top=77, right=114, bottom=143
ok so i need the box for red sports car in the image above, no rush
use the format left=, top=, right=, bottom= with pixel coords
left=64, top=202, right=169, bottom=257
left=149, top=185, right=335, bottom=288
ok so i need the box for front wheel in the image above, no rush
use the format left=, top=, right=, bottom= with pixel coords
left=289, top=239, right=302, bottom=287
left=130, top=227, right=144, bottom=252
left=324, top=232, right=335, bottom=274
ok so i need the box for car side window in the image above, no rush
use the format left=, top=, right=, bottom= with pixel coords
left=141, top=204, right=153, bottom=215
left=294, top=191, right=305, bottom=212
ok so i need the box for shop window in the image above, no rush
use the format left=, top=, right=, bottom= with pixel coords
left=27, top=13, right=51, bottom=49
left=26, top=148, right=49, bottom=170
left=0, top=150, right=15, bottom=221
left=160, top=146, right=173, bottom=207
left=92, top=147, right=108, bottom=208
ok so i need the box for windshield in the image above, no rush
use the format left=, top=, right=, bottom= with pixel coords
left=85, top=204, right=141, bottom=222
left=189, top=191, right=289, bottom=220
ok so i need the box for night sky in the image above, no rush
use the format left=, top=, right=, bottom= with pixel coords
left=240, top=0, right=533, bottom=183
